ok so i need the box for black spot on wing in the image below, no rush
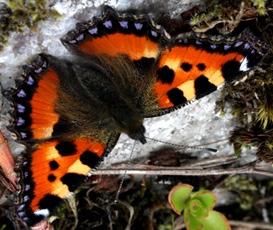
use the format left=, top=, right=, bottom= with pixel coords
left=49, top=160, right=59, bottom=170
left=167, top=88, right=187, bottom=106
left=61, top=173, right=85, bottom=192
left=52, top=117, right=70, bottom=137
left=55, top=141, right=76, bottom=156
left=48, top=174, right=56, bottom=182
left=194, top=75, right=217, bottom=99
left=181, top=62, right=192, bottom=72
left=134, top=57, right=155, bottom=73
left=197, top=63, right=206, bottom=71
left=221, top=60, right=241, bottom=82
left=80, top=150, right=101, bottom=168
left=38, top=194, right=64, bottom=212
left=156, top=66, right=175, bottom=84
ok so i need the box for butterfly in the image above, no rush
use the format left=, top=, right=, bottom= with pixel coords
left=7, top=6, right=261, bottom=226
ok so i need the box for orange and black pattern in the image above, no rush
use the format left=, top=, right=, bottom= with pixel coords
left=8, top=6, right=262, bottom=226
left=154, top=39, right=260, bottom=109
left=11, top=55, right=117, bottom=224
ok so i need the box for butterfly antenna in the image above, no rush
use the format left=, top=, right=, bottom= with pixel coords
left=114, top=140, right=137, bottom=203
left=145, top=136, right=218, bottom=152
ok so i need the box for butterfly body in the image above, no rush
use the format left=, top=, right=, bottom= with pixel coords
left=7, top=6, right=262, bottom=226
left=44, top=54, right=151, bottom=143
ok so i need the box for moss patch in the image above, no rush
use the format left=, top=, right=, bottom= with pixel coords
left=190, top=0, right=266, bottom=33
left=0, top=0, right=60, bottom=50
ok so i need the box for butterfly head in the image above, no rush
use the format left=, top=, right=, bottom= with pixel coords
left=112, top=109, right=146, bottom=144
left=127, top=124, right=146, bottom=144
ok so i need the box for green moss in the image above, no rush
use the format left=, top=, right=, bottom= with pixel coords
left=190, top=0, right=268, bottom=33
left=0, top=0, right=60, bottom=51
left=256, top=86, right=273, bottom=129
left=190, top=1, right=224, bottom=33
left=251, top=0, right=266, bottom=15
left=216, top=38, right=273, bottom=160
left=224, top=176, right=257, bottom=210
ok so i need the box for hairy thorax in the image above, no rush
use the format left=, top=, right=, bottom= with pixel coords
left=51, top=54, right=157, bottom=142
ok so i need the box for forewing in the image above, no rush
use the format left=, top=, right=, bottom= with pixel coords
left=150, top=38, right=262, bottom=114
left=62, top=7, right=170, bottom=69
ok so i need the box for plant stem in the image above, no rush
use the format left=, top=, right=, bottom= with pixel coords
left=229, top=220, right=273, bottom=229
left=91, top=164, right=273, bottom=177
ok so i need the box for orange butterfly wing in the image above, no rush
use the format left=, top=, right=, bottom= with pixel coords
left=62, top=7, right=169, bottom=64
left=11, top=57, right=59, bottom=141
left=61, top=7, right=261, bottom=115
left=153, top=39, right=261, bottom=110
left=16, top=137, right=116, bottom=224
left=11, top=55, right=118, bottom=225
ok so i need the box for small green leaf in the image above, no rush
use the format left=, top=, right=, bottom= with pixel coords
left=202, top=211, right=231, bottom=230
left=184, top=210, right=230, bottom=230
left=251, top=0, right=266, bottom=15
left=188, top=198, right=208, bottom=219
left=191, top=190, right=217, bottom=210
left=168, top=184, right=193, bottom=214
left=184, top=207, right=203, bottom=230
left=169, top=184, right=230, bottom=230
